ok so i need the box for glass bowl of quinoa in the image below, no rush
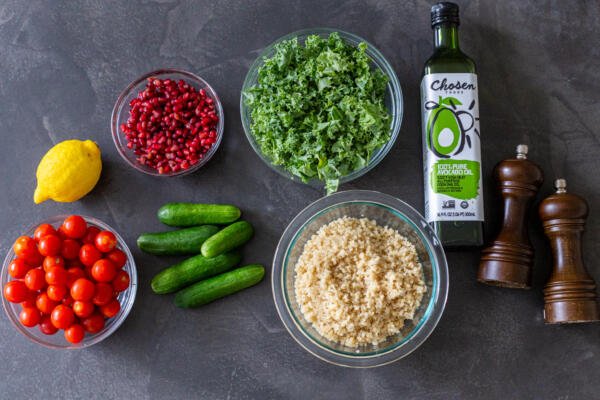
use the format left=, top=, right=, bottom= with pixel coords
left=272, top=190, right=448, bottom=367
left=240, top=29, right=403, bottom=194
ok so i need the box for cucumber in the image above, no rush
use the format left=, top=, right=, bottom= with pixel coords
left=137, top=225, right=220, bottom=256
left=201, top=221, right=253, bottom=258
left=151, top=251, right=241, bottom=294
left=174, top=264, right=265, bottom=308
left=158, top=203, right=241, bottom=227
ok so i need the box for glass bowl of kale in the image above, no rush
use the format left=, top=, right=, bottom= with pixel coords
left=240, top=28, right=403, bottom=194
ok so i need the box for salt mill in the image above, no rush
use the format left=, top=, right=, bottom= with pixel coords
left=539, top=179, right=600, bottom=324
left=478, top=144, right=543, bottom=288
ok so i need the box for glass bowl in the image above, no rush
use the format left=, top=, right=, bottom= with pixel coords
left=1, top=215, right=138, bottom=349
left=240, top=28, right=403, bottom=190
left=272, top=190, right=448, bottom=367
left=111, top=68, right=224, bottom=177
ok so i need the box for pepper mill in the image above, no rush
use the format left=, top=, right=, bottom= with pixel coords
left=539, top=179, right=600, bottom=324
left=478, top=144, right=543, bottom=288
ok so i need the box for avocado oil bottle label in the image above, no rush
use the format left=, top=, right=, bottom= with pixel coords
left=421, top=73, right=483, bottom=223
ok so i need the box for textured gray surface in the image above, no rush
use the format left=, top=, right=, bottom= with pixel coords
left=0, top=1, right=599, bottom=399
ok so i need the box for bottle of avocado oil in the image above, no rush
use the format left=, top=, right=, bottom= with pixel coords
left=421, top=2, right=484, bottom=247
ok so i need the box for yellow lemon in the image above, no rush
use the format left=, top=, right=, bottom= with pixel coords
left=34, top=139, right=102, bottom=204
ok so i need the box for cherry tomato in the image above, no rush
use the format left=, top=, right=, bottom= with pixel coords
left=61, top=239, right=81, bottom=260
left=24, top=253, right=44, bottom=268
left=8, top=258, right=31, bottom=279
left=34, top=224, right=57, bottom=242
left=106, top=249, right=127, bottom=269
left=82, top=313, right=105, bottom=333
left=70, top=278, right=95, bottom=301
left=21, top=291, right=37, bottom=309
left=66, top=268, right=86, bottom=287
left=4, top=281, right=30, bottom=303
left=112, top=270, right=130, bottom=292
left=47, top=284, right=68, bottom=302
left=79, top=244, right=102, bottom=267
left=18, top=246, right=44, bottom=268
left=45, top=266, right=68, bottom=286
left=65, top=324, right=85, bottom=344
left=82, top=226, right=101, bottom=245
left=62, top=296, right=74, bottom=307
left=57, top=226, right=69, bottom=239
left=24, top=268, right=46, bottom=291
left=39, top=315, right=58, bottom=335
left=92, top=283, right=114, bottom=306
left=19, top=307, right=41, bottom=327
left=43, top=256, right=65, bottom=272
left=91, top=259, right=117, bottom=282
left=13, top=236, right=37, bottom=259
left=73, top=300, right=94, bottom=318
left=37, top=235, right=62, bottom=257
left=36, top=292, right=58, bottom=314
left=100, top=299, right=120, bottom=318
left=24, top=253, right=43, bottom=267
left=51, top=304, right=75, bottom=329
left=95, top=231, right=117, bottom=253
left=61, top=215, right=87, bottom=239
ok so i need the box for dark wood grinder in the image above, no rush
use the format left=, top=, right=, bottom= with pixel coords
left=478, top=144, right=543, bottom=288
left=539, top=179, right=600, bottom=324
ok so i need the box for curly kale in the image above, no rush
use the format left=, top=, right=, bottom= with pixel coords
left=244, top=32, right=391, bottom=193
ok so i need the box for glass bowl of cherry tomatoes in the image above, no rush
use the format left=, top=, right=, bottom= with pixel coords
left=1, top=215, right=137, bottom=349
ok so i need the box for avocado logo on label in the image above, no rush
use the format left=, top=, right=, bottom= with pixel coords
left=425, top=96, right=479, bottom=158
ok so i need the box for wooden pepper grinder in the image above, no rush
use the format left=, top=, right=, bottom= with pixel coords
left=478, top=144, right=543, bottom=288
left=539, top=178, right=600, bottom=324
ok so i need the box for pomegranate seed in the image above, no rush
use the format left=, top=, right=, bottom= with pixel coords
left=120, top=78, right=219, bottom=173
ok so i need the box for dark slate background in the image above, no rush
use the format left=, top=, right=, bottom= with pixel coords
left=0, top=1, right=598, bottom=399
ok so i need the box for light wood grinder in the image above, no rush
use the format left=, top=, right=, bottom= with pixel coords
left=539, top=179, right=600, bottom=324
left=478, top=144, right=544, bottom=288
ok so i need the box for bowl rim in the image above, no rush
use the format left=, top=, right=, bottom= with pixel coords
left=240, top=28, right=403, bottom=189
left=111, top=68, right=225, bottom=177
left=1, top=215, right=138, bottom=349
left=272, top=190, right=449, bottom=368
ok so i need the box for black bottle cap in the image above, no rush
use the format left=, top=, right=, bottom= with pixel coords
left=431, top=2, right=460, bottom=27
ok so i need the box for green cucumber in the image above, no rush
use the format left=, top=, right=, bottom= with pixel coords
left=174, top=264, right=265, bottom=308
left=201, top=221, right=253, bottom=258
left=137, top=225, right=220, bottom=256
left=151, top=251, right=241, bottom=294
left=158, top=203, right=241, bottom=227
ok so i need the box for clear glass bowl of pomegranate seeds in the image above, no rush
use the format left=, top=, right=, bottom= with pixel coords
left=111, top=69, right=224, bottom=176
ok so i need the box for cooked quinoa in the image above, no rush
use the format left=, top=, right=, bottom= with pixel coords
left=294, top=217, right=426, bottom=347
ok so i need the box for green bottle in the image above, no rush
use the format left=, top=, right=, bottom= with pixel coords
left=421, top=2, right=484, bottom=247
